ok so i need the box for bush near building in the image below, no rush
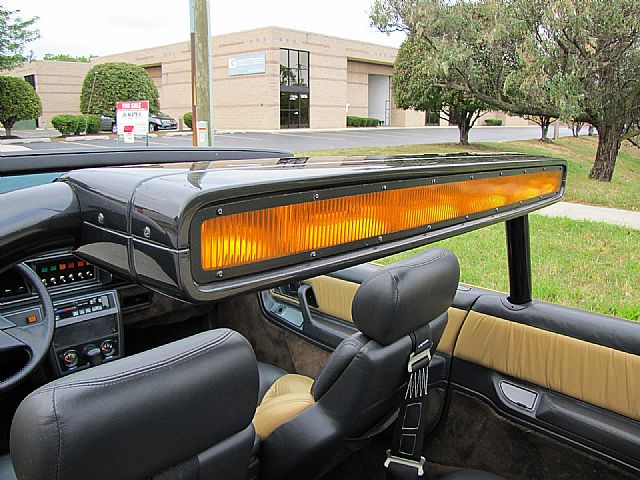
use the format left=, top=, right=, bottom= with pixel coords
left=347, top=116, right=381, bottom=127
left=183, top=112, right=193, bottom=129
left=75, top=114, right=101, bottom=134
left=51, top=115, right=79, bottom=136
left=484, top=119, right=503, bottom=126
left=0, top=76, right=42, bottom=137
left=51, top=114, right=101, bottom=135
left=80, top=62, right=159, bottom=118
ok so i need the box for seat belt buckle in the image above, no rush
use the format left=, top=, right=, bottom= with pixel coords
left=384, top=449, right=426, bottom=476
left=408, top=338, right=432, bottom=372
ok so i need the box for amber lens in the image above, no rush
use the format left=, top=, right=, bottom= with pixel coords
left=201, top=170, right=561, bottom=270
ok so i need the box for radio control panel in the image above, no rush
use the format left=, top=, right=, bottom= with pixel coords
left=49, top=290, right=123, bottom=376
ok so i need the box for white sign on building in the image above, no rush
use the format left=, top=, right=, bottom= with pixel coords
left=228, top=52, right=267, bottom=76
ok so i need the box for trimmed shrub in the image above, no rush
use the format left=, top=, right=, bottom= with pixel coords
left=51, top=115, right=79, bottom=136
left=485, top=118, right=503, bottom=126
left=0, top=76, right=42, bottom=137
left=346, top=116, right=380, bottom=127
left=82, top=114, right=101, bottom=133
left=183, top=111, right=193, bottom=129
left=80, top=62, right=159, bottom=117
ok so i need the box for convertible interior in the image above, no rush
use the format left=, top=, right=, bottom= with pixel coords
left=0, top=147, right=638, bottom=480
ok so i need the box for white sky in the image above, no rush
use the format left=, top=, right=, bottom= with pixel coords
left=6, top=0, right=405, bottom=58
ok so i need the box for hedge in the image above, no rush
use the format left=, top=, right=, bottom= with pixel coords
left=51, top=115, right=79, bottom=136
left=52, top=114, right=101, bottom=135
left=347, top=116, right=381, bottom=127
left=484, top=118, right=503, bottom=126
left=77, top=114, right=101, bottom=134
left=183, top=112, right=193, bottom=129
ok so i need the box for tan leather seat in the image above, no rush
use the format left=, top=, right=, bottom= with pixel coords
left=253, top=374, right=314, bottom=438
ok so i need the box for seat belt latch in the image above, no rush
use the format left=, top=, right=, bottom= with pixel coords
left=384, top=449, right=426, bottom=476
left=408, top=338, right=432, bottom=372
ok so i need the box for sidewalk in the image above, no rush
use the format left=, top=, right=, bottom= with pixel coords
left=536, top=202, right=640, bottom=230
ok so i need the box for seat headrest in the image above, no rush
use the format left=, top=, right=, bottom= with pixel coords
left=352, top=248, right=460, bottom=345
left=10, top=329, right=258, bottom=480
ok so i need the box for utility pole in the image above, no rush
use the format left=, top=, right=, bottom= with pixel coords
left=189, top=0, right=214, bottom=146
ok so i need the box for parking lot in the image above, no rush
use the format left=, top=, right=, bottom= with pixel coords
left=3, top=126, right=572, bottom=153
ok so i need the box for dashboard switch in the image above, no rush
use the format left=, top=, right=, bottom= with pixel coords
left=62, top=350, right=79, bottom=368
left=83, top=344, right=102, bottom=367
left=100, top=340, right=115, bottom=357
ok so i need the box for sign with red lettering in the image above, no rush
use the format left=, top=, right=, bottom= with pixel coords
left=116, top=101, right=149, bottom=136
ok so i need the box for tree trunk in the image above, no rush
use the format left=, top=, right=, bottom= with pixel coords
left=589, top=125, right=623, bottom=182
left=539, top=118, right=551, bottom=142
left=458, top=123, right=470, bottom=145
left=3, top=121, right=14, bottom=137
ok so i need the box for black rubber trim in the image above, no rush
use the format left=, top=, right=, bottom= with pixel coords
left=0, top=147, right=293, bottom=175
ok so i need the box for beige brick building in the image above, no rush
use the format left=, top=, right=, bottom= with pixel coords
left=4, top=26, right=528, bottom=130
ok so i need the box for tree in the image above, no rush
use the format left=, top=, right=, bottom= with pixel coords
left=0, top=7, right=39, bottom=70
left=393, top=35, right=486, bottom=144
left=80, top=62, right=159, bottom=118
left=0, top=76, right=41, bottom=136
left=371, top=0, right=640, bottom=181
left=43, top=53, right=93, bottom=62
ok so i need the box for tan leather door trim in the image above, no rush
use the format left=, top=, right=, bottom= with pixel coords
left=273, top=275, right=469, bottom=356
left=454, top=311, right=640, bottom=421
left=307, top=276, right=359, bottom=323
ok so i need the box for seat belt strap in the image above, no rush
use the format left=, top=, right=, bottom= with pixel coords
left=385, top=327, right=433, bottom=479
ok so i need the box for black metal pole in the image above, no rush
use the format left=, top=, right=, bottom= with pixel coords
left=505, top=215, right=532, bottom=304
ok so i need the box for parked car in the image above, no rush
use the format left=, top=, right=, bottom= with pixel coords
left=149, top=112, right=178, bottom=131
left=99, top=115, right=116, bottom=133
left=0, top=149, right=638, bottom=480
left=99, top=112, right=177, bottom=133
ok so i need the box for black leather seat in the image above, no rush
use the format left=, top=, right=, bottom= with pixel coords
left=253, top=248, right=461, bottom=479
left=10, top=329, right=259, bottom=480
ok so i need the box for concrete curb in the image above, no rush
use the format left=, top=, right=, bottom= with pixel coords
left=1, top=137, right=52, bottom=145
left=209, top=125, right=573, bottom=135
left=65, top=135, right=112, bottom=142
left=0, top=144, right=31, bottom=152
left=165, top=131, right=193, bottom=137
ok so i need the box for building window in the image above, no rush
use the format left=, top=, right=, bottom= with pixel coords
left=280, top=48, right=309, bottom=128
left=24, top=75, right=36, bottom=90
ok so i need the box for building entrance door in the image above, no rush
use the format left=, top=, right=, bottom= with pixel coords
left=368, top=74, right=390, bottom=126
left=280, top=91, right=310, bottom=129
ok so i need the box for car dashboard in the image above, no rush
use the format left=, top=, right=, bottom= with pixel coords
left=0, top=250, right=186, bottom=379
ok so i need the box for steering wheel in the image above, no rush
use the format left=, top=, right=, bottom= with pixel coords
left=0, top=263, right=55, bottom=393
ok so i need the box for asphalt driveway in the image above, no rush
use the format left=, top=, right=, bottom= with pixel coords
left=3, top=126, right=572, bottom=153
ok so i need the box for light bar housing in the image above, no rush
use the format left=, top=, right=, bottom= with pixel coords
left=61, top=153, right=566, bottom=302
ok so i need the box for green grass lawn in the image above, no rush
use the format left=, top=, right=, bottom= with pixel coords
left=375, top=215, right=640, bottom=322
left=298, top=136, right=640, bottom=211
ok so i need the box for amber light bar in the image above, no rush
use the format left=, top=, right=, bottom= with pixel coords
left=200, top=170, right=562, bottom=271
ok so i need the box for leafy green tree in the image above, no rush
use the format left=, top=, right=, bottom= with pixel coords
left=80, top=62, right=159, bottom=117
left=43, top=53, right=93, bottom=62
left=393, top=35, right=487, bottom=144
left=0, top=7, right=39, bottom=70
left=0, top=76, right=41, bottom=136
left=371, top=0, right=640, bottom=181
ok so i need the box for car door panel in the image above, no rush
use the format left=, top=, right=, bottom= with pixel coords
left=445, top=293, right=640, bottom=475
left=262, top=261, right=640, bottom=477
